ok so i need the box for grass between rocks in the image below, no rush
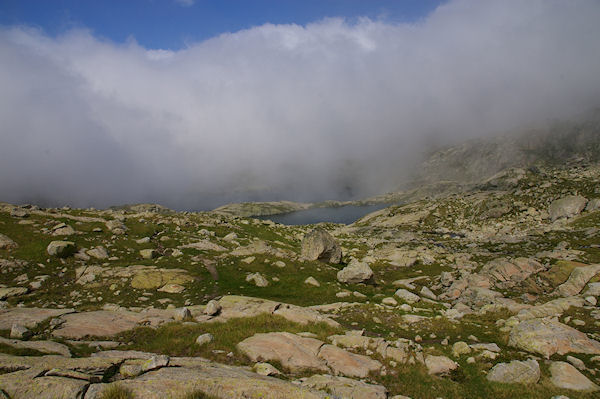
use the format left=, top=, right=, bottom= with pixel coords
left=116, top=314, right=342, bottom=366
left=99, top=385, right=134, bottom=399
left=377, top=361, right=598, bottom=399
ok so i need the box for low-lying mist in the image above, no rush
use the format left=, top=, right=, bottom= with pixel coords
left=1, top=0, right=600, bottom=210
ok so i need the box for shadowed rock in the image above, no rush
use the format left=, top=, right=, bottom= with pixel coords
left=301, top=229, right=342, bottom=264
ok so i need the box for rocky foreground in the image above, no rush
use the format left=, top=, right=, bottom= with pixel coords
left=1, top=159, right=600, bottom=398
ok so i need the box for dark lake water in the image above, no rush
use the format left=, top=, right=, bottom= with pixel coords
left=257, top=203, right=389, bottom=225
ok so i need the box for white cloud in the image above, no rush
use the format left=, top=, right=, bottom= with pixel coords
left=1, top=0, right=600, bottom=209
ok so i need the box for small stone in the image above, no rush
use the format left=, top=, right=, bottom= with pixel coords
left=204, top=300, right=222, bottom=316
left=273, top=261, right=286, bottom=268
left=420, top=286, right=437, bottom=300
left=304, top=276, right=320, bottom=287
left=452, top=341, right=471, bottom=357
left=245, top=272, right=269, bottom=287
left=86, top=246, right=109, bottom=259
left=382, top=297, right=398, bottom=306
left=223, top=232, right=238, bottom=241
left=142, top=355, right=170, bottom=372
left=394, top=288, right=420, bottom=304
left=241, top=256, right=255, bottom=264
left=158, top=284, right=185, bottom=294
left=585, top=296, right=597, bottom=306
left=140, top=249, right=158, bottom=259
left=253, top=362, right=281, bottom=376
left=196, top=333, right=214, bottom=346
left=136, top=237, right=151, bottom=244
left=174, top=307, right=192, bottom=321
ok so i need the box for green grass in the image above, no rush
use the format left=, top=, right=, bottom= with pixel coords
left=0, top=343, right=49, bottom=356
left=177, top=391, right=220, bottom=399
left=377, top=361, right=598, bottom=399
left=117, top=314, right=342, bottom=366
left=99, top=385, right=134, bottom=399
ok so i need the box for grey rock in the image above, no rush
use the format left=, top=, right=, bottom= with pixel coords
left=549, top=195, right=588, bottom=221
left=196, top=333, right=214, bottom=346
left=204, top=300, right=222, bottom=316
left=486, top=359, right=540, bottom=384
left=301, top=229, right=342, bottom=264
left=46, top=241, right=76, bottom=258
left=0, top=233, right=17, bottom=250
left=10, top=324, right=31, bottom=340
left=549, top=361, right=599, bottom=391
left=337, top=259, right=373, bottom=284
left=174, top=307, right=192, bottom=321
left=246, top=272, right=269, bottom=287
left=394, top=288, right=420, bottom=304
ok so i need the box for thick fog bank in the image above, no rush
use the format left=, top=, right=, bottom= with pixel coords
left=1, top=0, right=600, bottom=210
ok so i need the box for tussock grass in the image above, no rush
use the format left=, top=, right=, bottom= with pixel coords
left=99, top=385, right=134, bottom=399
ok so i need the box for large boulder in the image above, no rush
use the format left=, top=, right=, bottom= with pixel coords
left=0, top=233, right=17, bottom=250
left=237, top=332, right=381, bottom=378
left=486, top=359, right=540, bottom=384
left=555, top=264, right=600, bottom=297
left=237, top=332, right=328, bottom=372
left=548, top=195, right=588, bottom=221
left=549, top=361, right=599, bottom=391
left=301, top=229, right=342, bottom=264
left=480, top=258, right=543, bottom=288
left=337, top=260, right=373, bottom=284
left=46, top=241, right=76, bottom=258
left=508, top=318, right=600, bottom=358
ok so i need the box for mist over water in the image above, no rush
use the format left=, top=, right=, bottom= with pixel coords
left=1, top=0, right=600, bottom=210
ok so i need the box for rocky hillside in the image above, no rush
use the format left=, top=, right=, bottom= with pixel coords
left=1, top=157, right=600, bottom=398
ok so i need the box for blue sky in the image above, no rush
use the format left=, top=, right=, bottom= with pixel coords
left=0, top=0, right=446, bottom=49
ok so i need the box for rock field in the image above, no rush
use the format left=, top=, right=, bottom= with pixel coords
left=1, top=158, right=600, bottom=398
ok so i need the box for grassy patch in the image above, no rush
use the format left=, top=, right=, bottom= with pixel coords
left=99, top=385, right=134, bottom=399
left=117, top=314, right=341, bottom=365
